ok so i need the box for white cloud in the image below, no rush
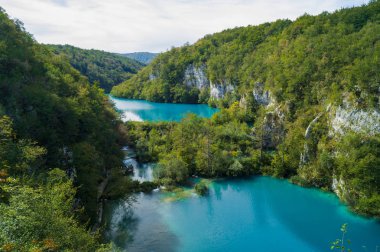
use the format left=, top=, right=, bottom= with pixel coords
left=0, top=0, right=369, bottom=53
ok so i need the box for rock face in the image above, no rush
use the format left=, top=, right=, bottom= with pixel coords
left=184, top=64, right=209, bottom=90
left=148, top=73, right=156, bottom=81
left=210, top=82, right=234, bottom=100
left=328, top=104, right=379, bottom=203
left=330, top=106, right=380, bottom=136
left=253, top=82, right=273, bottom=106
left=239, top=95, right=248, bottom=109
left=62, top=146, right=76, bottom=180
left=182, top=64, right=235, bottom=100
left=300, top=105, right=331, bottom=165
left=261, top=108, right=285, bottom=148
left=249, top=82, right=283, bottom=148
left=332, top=176, right=351, bottom=203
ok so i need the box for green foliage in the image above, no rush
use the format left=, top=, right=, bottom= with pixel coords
left=331, top=223, right=352, bottom=252
left=127, top=108, right=258, bottom=184
left=0, top=116, right=46, bottom=176
left=335, top=133, right=380, bottom=217
left=112, top=1, right=380, bottom=109
left=0, top=8, right=127, bottom=222
left=0, top=169, right=101, bottom=251
left=0, top=8, right=129, bottom=250
left=49, top=44, right=144, bottom=92
left=194, top=181, right=209, bottom=196
left=113, top=0, right=380, bottom=219
left=103, top=167, right=158, bottom=198
left=156, top=153, right=189, bottom=185
left=127, top=102, right=380, bottom=217
left=0, top=117, right=108, bottom=250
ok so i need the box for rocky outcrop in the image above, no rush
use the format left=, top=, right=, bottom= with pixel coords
left=184, top=64, right=209, bottom=90
left=239, top=95, right=248, bottom=109
left=210, top=81, right=234, bottom=100
left=148, top=73, right=157, bottom=81
left=61, top=146, right=76, bottom=180
left=300, top=105, right=331, bottom=165
left=253, top=82, right=274, bottom=106
left=328, top=104, right=379, bottom=204
left=250, top=83, right=283, bottom=148
left=332, top=175, right=351, bottom=203
left=92, top=169, right=110, bottom=232
left=261, top=107, right=285, bottom=148
left=182, top=64, right=235, bottom=100
left=330, top=106, right=380, bottom=136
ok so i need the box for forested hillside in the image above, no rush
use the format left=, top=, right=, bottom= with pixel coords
left=112, top=1, right=379, bottom=108
left=49, top=44, right=144, bottom=92
left=115, top=1, right=380, bottom=217
left=0, top=8, right=128, bottom=251
left=122, top=52, right=158, bottom=64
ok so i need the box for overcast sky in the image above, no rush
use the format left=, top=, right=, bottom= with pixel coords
left=0, top=0, right=369, bottom=53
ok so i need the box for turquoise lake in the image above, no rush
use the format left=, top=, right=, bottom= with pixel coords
left=105, top=98, right=380, bottom=252
left=105, top=176, right=380, bottom=252
left=109, top=96, right=219, bottom=122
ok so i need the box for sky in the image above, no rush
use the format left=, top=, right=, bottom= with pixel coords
left=0, top=0, right=369, bottom=53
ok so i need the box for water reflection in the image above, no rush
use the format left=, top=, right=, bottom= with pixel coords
left=105, top=177, right=380, bottom=252
left=104, top=193, right=180, bottom=252
left=109, top=96, right=219, bottom=122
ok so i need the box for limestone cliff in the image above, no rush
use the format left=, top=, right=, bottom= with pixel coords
left=184, top=64, right=209, bottom=90
left=181, top=64, right=235, bottom=100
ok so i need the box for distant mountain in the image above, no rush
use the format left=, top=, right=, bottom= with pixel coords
left=48, top=44, right=144, bottom=92
left=121, top=52, right=158, bottom=64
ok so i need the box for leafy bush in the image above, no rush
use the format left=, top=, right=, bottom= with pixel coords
left=195, top=181, right=209, bottom=196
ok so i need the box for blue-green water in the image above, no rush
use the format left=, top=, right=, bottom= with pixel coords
left=109, top=96, right=219, bottom=122
left=106, top=99, right=380, bottom=252
left=105, top=176, right=380, bottom=252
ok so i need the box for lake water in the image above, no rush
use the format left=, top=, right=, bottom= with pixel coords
left=105, top=98, right=380, bottom=252
left=109, top=96, right=219, bottom=122
left=104, top=176, right=380, bottom=252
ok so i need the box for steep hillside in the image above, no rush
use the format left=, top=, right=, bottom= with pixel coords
left=112, top=1, right=380, bottom=217
left=0, top=8, right=128, bottom=250
left=49, top=44, right=144, bottom=92
left=122, top=52, right=158, bottom=64
left=112, top=1, right=379, bottom=109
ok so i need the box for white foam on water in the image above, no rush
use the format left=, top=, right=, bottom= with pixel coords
left=122, top=111, right=143, bottom=122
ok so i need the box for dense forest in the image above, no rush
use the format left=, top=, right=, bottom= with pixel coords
left=49, top=44, right=144, bottom=92
left=121, top=52, right=158, bottom=64
left=112, top=1, right=379, bottom=109
left=1, top=0, right=379, bottom=250
left=126, top=106, right=380, bottom=217
left=0, top=8, right=133, bottom=251
left=115, top=1, right=380, bottom=218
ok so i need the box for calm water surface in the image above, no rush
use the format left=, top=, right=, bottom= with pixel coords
left=109, top=96, right=219, bottom=122
left=104, top=177, right=380, bottom=252
left=105, top=99, right=380, bottom=252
